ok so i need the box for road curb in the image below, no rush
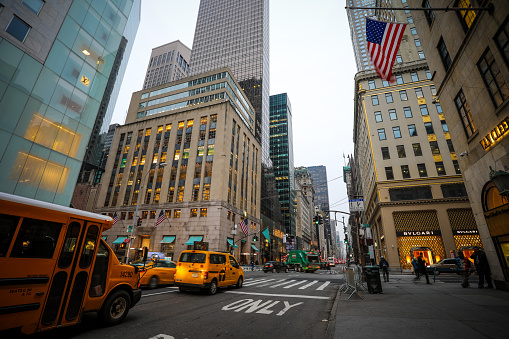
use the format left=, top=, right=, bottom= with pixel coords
left=325, top=285, right=342, bottom=338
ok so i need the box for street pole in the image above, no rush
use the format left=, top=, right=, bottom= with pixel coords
left=125, top=162, right=166, bottom=263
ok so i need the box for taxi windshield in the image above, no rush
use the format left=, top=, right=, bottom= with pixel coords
left=179, top=252, right=206, bottom=263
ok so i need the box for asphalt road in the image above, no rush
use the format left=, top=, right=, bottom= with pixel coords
left=24, top=268, right=343, bottom=339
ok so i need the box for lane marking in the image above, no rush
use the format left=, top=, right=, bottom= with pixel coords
left=299, top=280, right=319, bottom=289
left=317, top=281, right=330, bottom=290
left=225, top=291, right=330, bottom=300
left=142, top=290, right=179, bottom=297
left=284, top=280, right=308, bottom=289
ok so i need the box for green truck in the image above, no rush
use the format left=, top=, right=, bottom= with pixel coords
left=285, top=250, right=321, bottom=273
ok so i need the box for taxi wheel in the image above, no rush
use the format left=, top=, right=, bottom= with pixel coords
left=149, top=276, right=159, bottom=289
left=285, top=268, right=289, bottom=273
left=208, top=279, right=218, bottom=295
left=98, top=290, right=131, bottom=326
left=272, top=268, right=276, bottom=273
left=236, top=277, right=243, bottom=288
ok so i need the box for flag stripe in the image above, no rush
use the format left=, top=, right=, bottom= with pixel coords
left=240, top=219, right=248, bottom=237
left=155, top=210, right=166, bottom=227
left=112, top=212, right=119, bottom=225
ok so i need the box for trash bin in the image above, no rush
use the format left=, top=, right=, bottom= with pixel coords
left=364, top=265, right=383, bottom=294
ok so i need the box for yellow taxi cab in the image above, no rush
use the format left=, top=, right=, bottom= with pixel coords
left=174, top=250, right=244, bottom=294
left=137, top=260, right=177, bottom=289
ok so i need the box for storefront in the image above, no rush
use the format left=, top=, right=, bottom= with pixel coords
left=397, top=230, right=445, bottom=270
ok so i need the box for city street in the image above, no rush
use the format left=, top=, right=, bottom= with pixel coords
left=25, top=269, right=344, bottom=339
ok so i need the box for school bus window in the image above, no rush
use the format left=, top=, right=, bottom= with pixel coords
left=10, top=218, right=62, bottom=259
left=59, top=222, right=81, bottom=268
left=90, top=240, right=110, bottom=297
left=80, top=225, right=99, bottom=269
left=0, top=213, right=20, bottom=257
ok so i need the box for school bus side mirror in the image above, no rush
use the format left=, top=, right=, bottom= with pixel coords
left=142, top=247, right=148, bottom=262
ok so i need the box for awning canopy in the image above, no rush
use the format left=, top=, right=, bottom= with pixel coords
left=160, top=236, right=176, bottom=244
left=112, top=236, right=127, bottom=244
left=185, top=236, right=203, bottom=245
left=227, top=239, right=239, bottom=248
left=251, top=244, right=259, bottom=251
left=101, top=236, right=107, bottom=240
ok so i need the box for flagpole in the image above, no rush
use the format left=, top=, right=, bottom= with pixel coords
left=345, top=5, right=494, bottom=14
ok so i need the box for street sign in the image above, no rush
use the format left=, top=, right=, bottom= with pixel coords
left=348, top=198, right=364, bottom=212
left=127, top=226, right=133, bottom=233
left=361, top=223, right=369, bottom=228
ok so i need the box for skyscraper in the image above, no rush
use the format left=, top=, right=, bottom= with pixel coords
left=346, top=0, right=376, bottom=72
left=0, top=0, right=139, bottom=205
left=308, top=165, right=332, bottom=255
left=269, top=93, right=295, bottom=236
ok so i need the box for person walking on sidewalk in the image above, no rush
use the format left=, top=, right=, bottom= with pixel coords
left=411, top=258, right=420, bottom=280
left=417, top=255, right=430, bottom=284
left=379, top=256, right=389, bottom=282
left=470, top=247, right=494, bottom=289
left=458, top=251, right=471, bottom=288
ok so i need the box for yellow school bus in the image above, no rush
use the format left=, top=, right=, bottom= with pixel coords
left=0, top=192, right=141, bottom=335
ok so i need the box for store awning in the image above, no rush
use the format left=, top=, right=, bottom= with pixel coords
left=251, top=244, right=259, bottom=251
left=112, top=236, right=127, bottom=244
left=101, top=236, right=107, bottom=241
left=185, top=236, right=203, bottom=245
left=227, top=239, right=239, bottom=248
left=160, top=236, right=176, bottom=244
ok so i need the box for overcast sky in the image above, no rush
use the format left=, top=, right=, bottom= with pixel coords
left=111, top=0, right=357, bottom=230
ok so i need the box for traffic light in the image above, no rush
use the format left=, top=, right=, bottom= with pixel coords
left=120, top=242, right=126, bottom=249
left=252, top=235, right=257, bottom=242
left=137, top=217, right=142, bottom=226
left=344, top=235, right=348, bottom=244
left=314, top=216, right=319, bottom=225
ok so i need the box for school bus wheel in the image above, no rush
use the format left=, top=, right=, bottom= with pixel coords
left=98, top=290, right=131, bottom=325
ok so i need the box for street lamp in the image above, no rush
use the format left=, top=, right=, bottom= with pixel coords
left=489, top=166, right=509, bottom=198
left=125, top=162, right=166, bottom=263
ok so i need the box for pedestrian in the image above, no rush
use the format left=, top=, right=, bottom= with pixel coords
left=411, top=258, right=420, bottom=279
left=326, top=261, right=331, bottom=274
left=458, top=251, right=470, bottom=288
left=251, top=261, right=255, bottom=271
left=379, top=256, right=389, bottom=282
left=470, top=247, right=494, bottom=289
left=417, top=255, right=430, bottom=284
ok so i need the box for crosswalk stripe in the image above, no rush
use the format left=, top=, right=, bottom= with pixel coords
left=243, top=278, right=276, bottom=286
left=284, top=280, right=308, bottom=289
left=299, top=280, right=319, bottom=289
left=316, top=281, right=330, bottom=290
left=270, top=279, right=295, bottom=288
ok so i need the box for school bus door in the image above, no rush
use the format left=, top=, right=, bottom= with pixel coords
left=39, top=219, right=101, bottom=331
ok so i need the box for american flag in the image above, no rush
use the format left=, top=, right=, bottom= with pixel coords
left=239, top=218, right=248, bottom=237
left=112, top=212, right=119, bottom=225
left=155, top=210, right=166, bottom=227
left=366, top=18, right=406, bottom=81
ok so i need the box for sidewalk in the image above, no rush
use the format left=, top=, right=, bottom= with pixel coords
left=327, top=273, right=509, bottom=339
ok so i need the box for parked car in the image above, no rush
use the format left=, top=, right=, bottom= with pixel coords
left=427, top=258, right=475, bottom=275
left=138, top=260, right=177, bottom=289
left=174, top=250, right=244, bottom=295
left=263, top=261, right=288, bottom=273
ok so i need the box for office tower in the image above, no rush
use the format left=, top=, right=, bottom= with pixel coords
left=0, top=0, right=139, bottom=205
left=269, top=93, right=295, bottom=236
left=409, top=0, right=508, bottom=289
left=346, top=0, right=376, bottom=72
left=95, top=68, right=263, bottom=263
left=349, top=0, right=480, bottom=269
left=295, top=166, right=316, bottom=251
left=143, top=40, right=191, bottom=90
left=308, top=165, right=332, bottom=255
left=78, top=0, right=141, bottom=186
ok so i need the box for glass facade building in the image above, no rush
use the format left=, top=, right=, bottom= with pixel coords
left=308, top=165, right=331, bottom=253
left=269, top=93, right=295, bottom=235
left=0, top=0, right=138, bottom=205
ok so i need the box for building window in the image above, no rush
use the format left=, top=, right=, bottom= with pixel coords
left=414, top=39, right=421, bottom=47
left=393, top=126, right=402, bottom=138
left=396, top=75, right=404, bottom=84
left=437, top=37, right=452, bottom=71
left=389, top=109, right=397, bottom=120
left=371, top=95, right=379, bottom=106
left=411, top=27, right=417, bottom=35
left=441, top=120, right=449, bottom=132
left=455, top=0, right=476, bottom=31
left=408, top=124, right=417, bottom=137
left=22, top=0, right=44, bottom=15
left=424, top=122, right=434, bottom=134
left=200, top=208, right=207, bottom=217
left=385, top=93, right=394, bottom=103
left=396, top=55, right=403, bottom=63
left=378, top=128, right=386, bottom=140
left=385, top=167, right=394, bottom=180
left=420, top=104, right=429, bottom=115
left=407, top=16, right=413, bottom=23
left=404, top=106, right=412, bottom=118
left=191, top=208, right=198, bottom=217
left=369, top=80, right=376, bottom=89
left=423, top=0, right=435, bottom=26
left=418, top=51, right=425, bottom=59
left=401, top=165, right=411, bottom=179
left=400, top=90, right=408, bottom=101
left=429, top=142, right=440, bottom=156
left=174, top=209, right=181, bottom=218
left=192, top=184, right=200, bottom=201
left=447, top=139, right=455, bottom=153
left=415, top=87, right=424, bottom=98
left=417, top=163, right=428, bottom=177
left=413, top=143, right=423, bottom=156
left=453, top=160, right=461, bottom=174
left=426, top=70, right=432, bottom=79
left=477, top=48, right=509, bottom=108
left=397, top=145, right=406, bottom=158
left=374, top=111, right=383, bottom=122
left=454, top=89, right=476, bottom=137
left=411, top=72, right=419, bottom=82
left=381, top=147, right=390, bottom=160
left=382, top=80, right=390, bottom=87
left=6, top=15, right=31, bottom=42
left=495, top=17, right=509, bottom=66
left=435, top=162, right=446, bottom=176
left=435, top=102, right=443, bottom=113
left=202, top=183, right=210, bottom=200
left=390, top=186, right=432, bottom=201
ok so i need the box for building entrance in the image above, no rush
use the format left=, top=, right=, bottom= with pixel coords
left=411, top=247, right=433, bottom=265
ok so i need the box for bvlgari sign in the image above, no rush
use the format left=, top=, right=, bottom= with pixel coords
left=453, top=229, right=479, bottom=235
left=396, top=230, right=441, bottom=237
left=480, top=115, right=509, bottom=150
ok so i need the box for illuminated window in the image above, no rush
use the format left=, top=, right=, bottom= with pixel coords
left=187, top=119, right=194, bottom=128
left=177, top=186, right=185, bottom=202
left=178, top=121, right=185, bottom=129
left=207, top=145, right=215, bottom=156
left=435, top=162, right=446, bottom=176
left=455, top=0, right=476, bottom=31
left=174, top=209, right=181, bottom=218
left=165, top=124, right=172, bottom=132
left=192, top=184, right=200, bottom=201
left=145, top=128, right=152, bottom=136
left=174, top=150, right=180, bottom=160
left=413, top=143, right=423, bottom=156
left=202, top=183, right=210, bottom=201
left=191, top=208, right=198, bottom=217
left=140, top=155, right=146, bottom=165
left=200, top=208, right=208, bottom=217
left=201, top=116, right=208, bottom=125
left=152, top=154, right=158, bottom=163
left=401, top=165, right=411, bottom=179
